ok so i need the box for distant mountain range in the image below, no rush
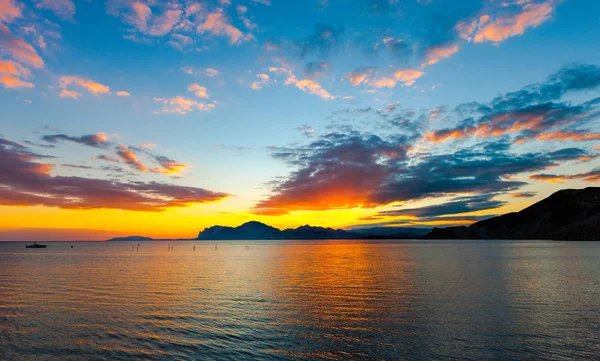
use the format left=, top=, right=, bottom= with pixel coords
left=108, top=188, right=599, bottom=242
left=196, top=221, right=430, bottom=240
left=424, top=187, right=600, bottom=241
left=107, top=236, right=154, bottom=242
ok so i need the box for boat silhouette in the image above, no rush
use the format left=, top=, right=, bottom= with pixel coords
left=25, top=242, right=47, bottom=248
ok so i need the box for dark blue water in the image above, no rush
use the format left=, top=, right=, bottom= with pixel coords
left=1, top=240, right=599, bottom=360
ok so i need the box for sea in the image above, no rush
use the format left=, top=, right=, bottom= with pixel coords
left=1, top=240, right=599, bottom=360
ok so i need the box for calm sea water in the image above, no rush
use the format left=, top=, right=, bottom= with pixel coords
left=1, top=240, right=599, bottom=360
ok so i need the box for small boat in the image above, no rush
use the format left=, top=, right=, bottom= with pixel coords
left=25, top=242, right=47, bottom=248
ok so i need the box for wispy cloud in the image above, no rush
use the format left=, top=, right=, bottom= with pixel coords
left=153, top=96, right=216, bottom=114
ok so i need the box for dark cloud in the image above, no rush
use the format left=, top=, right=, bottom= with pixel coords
left=0, top=137, right=228, bottom=212
left=23, top=140, right=56, bottom=149
left=297, top=24, right=344, bottom=59
left=378, top=194, right=505, bottom=218
left=256, top=130, right=588, bottom=215
left=42, top=133, right=109, bottom=148
left=255, top=132, right=411, bottom=215
left=304, top=60, right=330, bottom=78
left=425, top=64, right=600, bottom=143
left=511, top=192, right=537, bottom=198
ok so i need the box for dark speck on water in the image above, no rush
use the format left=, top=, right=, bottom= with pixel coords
left=0, top=239, right=599, bottom=360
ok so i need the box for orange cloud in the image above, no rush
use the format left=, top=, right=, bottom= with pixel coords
left=534, top=131, right=600, bottom=142
left=293, top=79, right=335, bottom=100
left=117, top=145, right=147, bottom=172
left=457, top=1, right=553, bottom=43
left=423, top=43, right=459, bottom=66
left=0, top=73, right=33, bottom=88
left=197, top=11, right=252, bottom=44
left=115, top=90, right=130, bottom=97
left=59, top=89, right=81, bottom=99
left=0, top=60, right=33, bottom=88
left=0, top=0, right=22, bottom=23
left=152, top=158, right=188, bottom=175
left=393, top=69, right=424, bottom=86
left=371, top=77, right=397, bottom=88
left=0, top=27, right=45, bottom=68
left=188, top=83, right=209, bottom=98
left=344, top=68, right=375, bottom=86
left=423, top=129, right=470, bottom=143
left=530, top=170, right=600, bottom=184
left=59, top=76, right=110, bottom=96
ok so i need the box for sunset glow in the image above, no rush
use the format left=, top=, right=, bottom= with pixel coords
left=1, top=0, right=599, bottom=240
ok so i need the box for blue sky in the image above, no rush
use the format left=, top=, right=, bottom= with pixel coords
left=1, top=0, right=599, bottom=238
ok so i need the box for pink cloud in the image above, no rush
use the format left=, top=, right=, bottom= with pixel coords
left=0, top=74, right=34, bottom=88
left=34, top=0, right=75, bottom=20
left=423, top=43, right=459, bottom=66
left=0, top=26, right=45, bottom=68
left=153, top=96, right=216, bottom=114
left=188, top=83, right=209, bottom=98
left=457, top=1, right=554, bottom=43
left=59, top=76, right=110, bottom=96
left=0, top=137, right=228, bottom=211
left=196, top=11, right=252, bottom=44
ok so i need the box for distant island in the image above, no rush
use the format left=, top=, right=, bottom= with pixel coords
left=108, top=188, right=599, bottom=242
left=107, top=236, right=154, bottom=242
left=424, top=187, right=600, bottom=241
left=196, top=222, right=430, bottom=240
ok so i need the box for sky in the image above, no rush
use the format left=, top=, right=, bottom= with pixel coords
left=1, top=0, right=599, bottom=240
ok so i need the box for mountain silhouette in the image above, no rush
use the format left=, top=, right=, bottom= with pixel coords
left=425, top=187, right=600, bottom=240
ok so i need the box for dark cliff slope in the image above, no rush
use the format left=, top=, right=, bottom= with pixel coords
left=425, top=187, right=600, bottom=241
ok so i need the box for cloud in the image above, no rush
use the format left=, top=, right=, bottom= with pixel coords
left=0, top=73, right=33, bottom=88
left=0, top=0, right=21, bottom=24
left=0, top=26, right=45, bottom=68
left=378, top=194, right=505, bottom=218
left=204, top=68, right=219, bottom=77
left=181, top=66, right=220, bottom=76
left=188, top=83, right=209, bottom=98
left=424, top=64, right=600, bottom=144
left=254, top=133, right=411, bottom=215
left=297, top=24, right=344, bottom=59
left=515, top=131, right=600, bottom=144
left=152, top=155, right=187, bottom=175
left=344, top=68, right=424, bottom=89
left=293, top=78, right=335, bottom=100
left=422, top=42, right=459, bottom=66
left=344, top=67, right=376, bottom=86
left=116, top=145, right=147, bottom=171
left=393, top=69, right=425, bottom=86
left=34, top=0, right=76, bottom=20
left=251, top=73, right=269, bottom=90
left=251, top=0, right=271, bottom=5
left=457, top=1, right=554, bottom=44
left=0, top=137, right=228, bottom=211
left=304, top=60, right=329, bottom=78
left=511, top=191, right=536, bottom=198
left=59, top=89, right=81, bottom=99
left=196, top=11, right=252, bottom=44
left=530, top=170, right=600, bottom=183
left=42, top=132, right=109, bottom=148
left=59, top=76, right=110, bottom=97
left=148, top=9, right=182, bottom=36
left=255, top=125, right=589, bottom=215
left=115, top=90, right=130, bottom=97
left=139, top=142, right=156, bottom=149
left=93, top=154, right=120, bottom=162
left=153, top=96, right=216, bottom=114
